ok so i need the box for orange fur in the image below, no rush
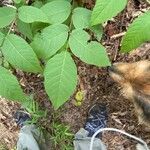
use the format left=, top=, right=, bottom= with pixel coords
left=109, top=60, right=150, bottom=126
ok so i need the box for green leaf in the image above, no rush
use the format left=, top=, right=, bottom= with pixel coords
left=72, top=7, right=103, bottom=40
left=90, top=25, right=103, bottom=41
left=69, top=29, right=90, bottom=58
left=0, top=32, right=4, bottom=46
left=41, top=0, right=71, bottom=24
left=69, top=29, right=110, bottom=66
left=0, top=28, right=7, bottom=35
left=31, top=24, right=69, bottom=60
left=44, top=51, right=77, bottom=109
left=13, top=0, right=22, bottom=4
left=32, top=0, right=43, bottom=8
left=17, top=19, right=33, bottom=40
left=72, top=7, right=91, bottom=29
left=31, top=22, right=49, bottom=34
left=0, top=66, right=26, bottom=102
left=1, top=34, right=42, bottom=73
left=0, top=7, right=16, bottom=28
left=46, top=0, right=72, bottom=2
left=91, top=0, right=127, bottom=25
left=18, top=6, right=49, bottom=23
left=81, top=41, right=111, bottom=66
left=121, top=11, right=150, bottom=52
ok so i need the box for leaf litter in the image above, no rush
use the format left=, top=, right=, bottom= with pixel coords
left=0, top=0, right=150, bottom=149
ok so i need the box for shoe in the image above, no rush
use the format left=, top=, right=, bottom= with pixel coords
left=14, top=110, right=31, bottom=127
left=84, top=104, right=108, bottom=137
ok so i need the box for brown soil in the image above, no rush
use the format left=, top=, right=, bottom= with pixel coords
left=0, top=99, right=20, bottom=149
left=0, top=0, right=150, bottom=150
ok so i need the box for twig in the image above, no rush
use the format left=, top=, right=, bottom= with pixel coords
left=5, top=4, right=17, bottom=9
left=7, top=19, right=16, bottom=35
left=0, top=19, right=16, bottom=48
left=65, top=0, right=74, bottom=50
left=113, top=48, right=118, bottom=61
left=111, top=32, right=126, bottom=39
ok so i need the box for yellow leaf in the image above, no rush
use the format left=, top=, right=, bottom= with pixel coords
left=75, top=91, right=84, bottom=101
left=74, top=101, right=82, bottom=106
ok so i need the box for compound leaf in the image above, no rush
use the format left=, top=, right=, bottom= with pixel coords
left=0, top=66, right=26, bottom=102
left=1, top=34, right=42, bottom=73
left=121, top=11, right=150, bottom=52
left=44, top=51, right=77, bottom=109
left=0, top=7, right=16, bottom=28
left=91, top=0, right=127, bottom=25
left=31, top=24, right=69, bottom=60
left=41, top=0, right=71, bottom=24
left=18, top=6, right=49, bottom=23
left=69, top=29, right=110, bottom=66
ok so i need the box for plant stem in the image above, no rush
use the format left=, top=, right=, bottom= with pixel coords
left=0, top=19, right=16, bottom=48
left=0, top=19, right=16, bottom=66
left=65, top=0, right=75, bottom=51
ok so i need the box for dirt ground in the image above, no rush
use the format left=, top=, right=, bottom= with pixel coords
left=0, top=99, right=19, bottom=149
left=0, top=0, right=150, bottom=150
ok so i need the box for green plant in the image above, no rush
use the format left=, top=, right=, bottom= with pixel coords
left=91, top=0, right=150, bottom=53
left=121, top=11, right=150, bottom=52
left=50, top=121, right=74, bottom=150
left=0, top=144, right=8, bottom=150
left=0, top=0, right=134, bottom=109
left=23, top=96, right=47, bottom=124
left=0, top=144, right=16, bottom=150
left=91, top=0, right=127, bottom=26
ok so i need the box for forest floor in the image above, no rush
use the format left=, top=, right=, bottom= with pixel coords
left=0, top=0, right=150, bottom=149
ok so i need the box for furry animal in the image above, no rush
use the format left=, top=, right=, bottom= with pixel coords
left=109, top=60, right=150, bottom=127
